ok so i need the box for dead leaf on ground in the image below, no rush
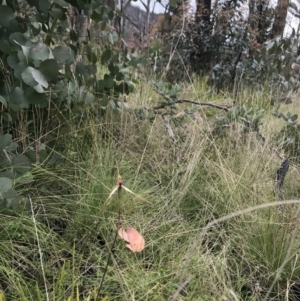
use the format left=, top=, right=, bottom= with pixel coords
left=118, top=227, right=145, bottom=252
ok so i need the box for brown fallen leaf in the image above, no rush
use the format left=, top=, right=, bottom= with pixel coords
left=118, top=227, right=145, bottom=252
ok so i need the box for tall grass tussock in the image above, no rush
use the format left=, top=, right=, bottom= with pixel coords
left=2, top=73, right=300, bottom=301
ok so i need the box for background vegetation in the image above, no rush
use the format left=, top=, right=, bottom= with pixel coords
left=2, top=0, right=300, bottom=300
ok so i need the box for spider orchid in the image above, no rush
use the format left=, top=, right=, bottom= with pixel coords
left=105, top=174, right=147, bottom=205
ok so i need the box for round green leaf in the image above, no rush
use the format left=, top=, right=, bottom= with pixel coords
left=6, top=51, right=20, bottom=69
left=1, top=112, right=12, bottom=122
left=88, top=52, right=97, bottom=64
left=0, top=39, right=12, bottom=53
left=39, top=59, right=59, bottom=81
left=68, top=81, right=77, bottom=94
left=0, top=171, right=14, bottom=180
left=99, top=95, right=109, bottom=108
left=30, top=42, right=50, bottom=60
left=86, top=64, right=97, bottom=74
left=22, top=67, right=48, bottom=88
left=54, top=0, right=68, bottom=6
left=101, top=48, right=111, bottom=64
left=53, top=46, right=74, bottom=64
left=31, top=23, right=41, bottom=36
left=49, top=7, right=65, bottom=19
left=0, top=95, right=7, bottom=108
left=12, top=154, right=31, bottom=175
left=26, top=149, right=37, bottom=163
left=7, top=52, right=19, bottom=68
left=33, top=84, right=44, bottom=93
left=104, top=74, right=113, bottom=88
left=8, top=87, right=27, bottom=111
left=27, top=0, right=39, bottom=8
left=0, top=177, right=12, bottom=194
left=6, top=0, right=19, bottom=12
left=116, top=72, right=124, bottom=81
left=84, top=92, right=94, bottom=104
left=9, top=33, right=27, bottom=51
left=8, top=19, right=21, bottom=33
left=14, top=62, right=28, bottom=80
left=21, top=67, right=38, bottom=86
left=96, top=79, right=105, bottom=91
left=17, top=49, right=29, bottom=63
left=6, top=142, right=18, bottom=152
left=5, top=195, right=30, bottom=210
left=108, top=10, right=114, bottom=20
left=38, top=0, right=51, bottom=13
left=0, top=6, right=14, bottom=27
left=3, top=187, right=19, bottom=201
left=9, top=87, right=24, bottom=105
left=0, top=133, right=12, bottom=151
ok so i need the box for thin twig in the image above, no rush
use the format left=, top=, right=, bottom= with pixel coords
left=95, top=226, right=119, bottom=301
left=29, top=195, right=49, bottom=301
left=96, top=193, right=121, bottom=301
left=152, top=99, right=232, bottom=111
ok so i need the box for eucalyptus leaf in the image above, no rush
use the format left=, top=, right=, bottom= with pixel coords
left=0, top=133, right=12, bottom=151
left=30, top=42, right=50, bottom=60
left=101, top=48, right=111, bottom=64
left=291, top=114, right=298, bottom=122
left=3, top=188, right=18, bottom=199
left=54, top=0, right=68, bottom=6
left=104, top=74, right=114, bottom=88
left=0, top=177, right=12, bottom=194
left=39, top=59, right=59, bottom=81
left=0, top=5, right=14, bottom=27
left=21, top=67, right=38, bottom=86
left=0, top=171, right=14, bottom=180
left=38, top=0, right=51, bottom=13
left=33, top=84, right=44, bottom=93
left=68, top=81, right=77, bottom=94
left=7, top=52, right=19, bottom=68
left=18, top=49, right=29, bottom=63
left=9, top=87, right=24, bottom=105
left=31, top=23, right=41, bottom=36
left=100, top=95, right=109, bottom=108
left=22, top=67, right=48, bottom=88
left=12, top=154, right=31, bottom=174
left=108, top=33, right=114, bottom=45
left=6, top=195, right=29, bottom=210
left=10, top=34, right=28, bottom=51
left=8, top=19, right=22, bottom=32
left=53, top=46, right=74, bottom=64
left=84, top=92, right=94, bottom=104
left=6, top=142, right=18, bottom=152
left=0, top=39, right=12, bottom=53
left=49, top=7, right=65, bottom=19
left=14, top=62, right=28, bottom=80
left=0, top=95, right=7, bottom=108
left=1, top=112, right=12, bottom=122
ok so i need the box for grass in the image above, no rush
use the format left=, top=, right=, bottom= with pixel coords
left=2, top=75, right=300, bottom=301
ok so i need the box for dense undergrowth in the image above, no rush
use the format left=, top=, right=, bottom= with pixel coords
left=2, top=76, right=300, bottom=301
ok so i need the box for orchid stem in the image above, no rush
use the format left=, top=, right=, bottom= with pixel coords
left=96, top=182, right=122, bottom=301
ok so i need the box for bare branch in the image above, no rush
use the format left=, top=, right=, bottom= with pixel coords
left=152, top=99, right=233, bottom=111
